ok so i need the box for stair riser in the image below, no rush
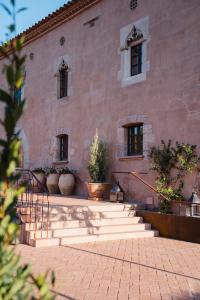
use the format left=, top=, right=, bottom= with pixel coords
left=31, top=230, right=159, bottom=247
left=25, top=217, right=143, bottom=230
left=21, top=211, right=136, bottom=223
left=49, top=205, right=133, bottom=213
left=61, top=231, right=158, bottom=245
left=44, top=211, right=135, bottom=221
left=27, top=223, right=151, bottom=239
left=18, top=205, right=133, bottom=214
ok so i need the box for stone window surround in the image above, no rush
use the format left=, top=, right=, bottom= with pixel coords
left=50, top=128, right=70, bottom=165
left=116, top=115, right=155, bottom=160
left=118, top=16, right=150, bottom=88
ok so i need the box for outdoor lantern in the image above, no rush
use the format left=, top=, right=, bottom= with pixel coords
left=110, top=182, right=124, bottom=203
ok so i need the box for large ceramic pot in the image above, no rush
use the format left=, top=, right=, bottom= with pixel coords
left=86, top=182, right=111, bottom=201
left=58, top=174, right=75, bottom=196
left=32, top=172, right=46, bottom=193
left=46, top=173, right=60, bottom=194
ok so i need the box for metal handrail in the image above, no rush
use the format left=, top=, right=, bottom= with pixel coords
left=16, top=167, right=49, bottom=194
left=112, top=171, right=170, bottom=202
left=16, top=168, right=50, bottom=241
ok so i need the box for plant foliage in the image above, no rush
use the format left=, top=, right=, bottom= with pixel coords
left=58, top=167, right=75, bottom=175
left=0, top=1, right=55, bottom=299
left=32, top=167, right=45, bottom=174
left=149, top=140, right=199, bottom=213
left=88, top=131, right=107, bottom=183
left=45, top=167, right=58, bottom=176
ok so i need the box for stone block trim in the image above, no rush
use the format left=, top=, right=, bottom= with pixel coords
left=119, top=16, right=150, bottom=87
left=116, top=114, right=155, bottom=159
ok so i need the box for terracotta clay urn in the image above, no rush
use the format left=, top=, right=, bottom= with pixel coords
left=46, top=173, right=60, bottom=194
left=58, top=173, right=75, bottom=196
left=32, top=169, right=46, bottom=193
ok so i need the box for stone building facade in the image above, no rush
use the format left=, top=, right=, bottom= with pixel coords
left=0, top=0, right=200, bottom=202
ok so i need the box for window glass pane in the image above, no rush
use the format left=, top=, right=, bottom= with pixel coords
left=130, top=44, right=142, bottom=76
left=59, top=135, right=68, bottom=161
left=127, top=124, right=143, bottom=156
left=60, top=69, right=68, bottom=98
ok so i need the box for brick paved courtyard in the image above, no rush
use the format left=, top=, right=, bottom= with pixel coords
left=16, top=237, right=200, bottom=300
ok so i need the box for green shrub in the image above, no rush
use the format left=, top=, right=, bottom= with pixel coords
left=45, top=167, right=58, bottom=176
left=88, top=132, right=107, bottom=183
left=0, top=1, right=55, bottom=299
left=32, top=167, right=45, bottom=174
left=149, top=140, right=199, bottom=212
left=58, top=167, right=75, bottom=175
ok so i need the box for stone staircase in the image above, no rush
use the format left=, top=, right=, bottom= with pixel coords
left=20, top=197, right=159, bottom=247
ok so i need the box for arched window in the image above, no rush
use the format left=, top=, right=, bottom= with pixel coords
left=126, top=25, right=143, bottom=77
left=59, top=60, right=68, bottom=98
left=119, top=17, right=149, bottom=87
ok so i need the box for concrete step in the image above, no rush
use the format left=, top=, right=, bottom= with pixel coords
left=25, top=216, right=143, bottom=230
left=49, top=204, right=133, bottom=213
left=29, top=237, right=60, bottom=247
left=45, top=210, right=136, bottom=221
left=30, top=230, right=159, bottom=247
left=18, top=203, right=133, bottom=214
left=21, top=210, right=136, bottom=222
left=27, top=223, right=151, bottom=239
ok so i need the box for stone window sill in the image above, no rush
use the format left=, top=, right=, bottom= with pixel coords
left=57, top=96, right=70, bottom=104
left=53, top=160, right=69, bottom=166
left=118, top=155, right=144, bottom=161
left=122, top=72, right=146, bottom=88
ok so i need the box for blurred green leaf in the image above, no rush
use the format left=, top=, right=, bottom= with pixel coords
left=17, top=7, right=27, bottom=14
left=10, top=0, right=15, bottom=6
left=7, top=24, right=15, bottom=33
left=0, top=3, right=12, bottom=16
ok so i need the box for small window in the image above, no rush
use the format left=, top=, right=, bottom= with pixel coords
left=130, top=43, right=142, bottom=76
left=127, top=124, right=143, bottom=156
left=59, top=61, right=68, bottom=98
left=58, top=134, right=68, bottom=161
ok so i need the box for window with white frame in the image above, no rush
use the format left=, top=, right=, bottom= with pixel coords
left=119, top=16, right=150, bottom=87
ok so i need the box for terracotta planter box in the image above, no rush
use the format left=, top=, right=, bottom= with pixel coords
left=136, top=210, right=200, bottom=244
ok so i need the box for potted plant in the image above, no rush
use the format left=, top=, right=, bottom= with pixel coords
left=46, top=167, right=60, bottom=194
left=32, top=167, right=45, bottom=192
left=86, top=132, right=111, bottom=201
left=58, top=167, right=75, bottom=196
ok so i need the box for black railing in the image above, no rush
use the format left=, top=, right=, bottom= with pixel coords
left=16, top=168, right=50, bottom=241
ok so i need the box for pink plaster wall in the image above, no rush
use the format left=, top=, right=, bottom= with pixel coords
left=0, top=0, right=200, bottom=203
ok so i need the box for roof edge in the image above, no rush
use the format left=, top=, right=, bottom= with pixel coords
left=0, top=0, right=102, bottom=59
